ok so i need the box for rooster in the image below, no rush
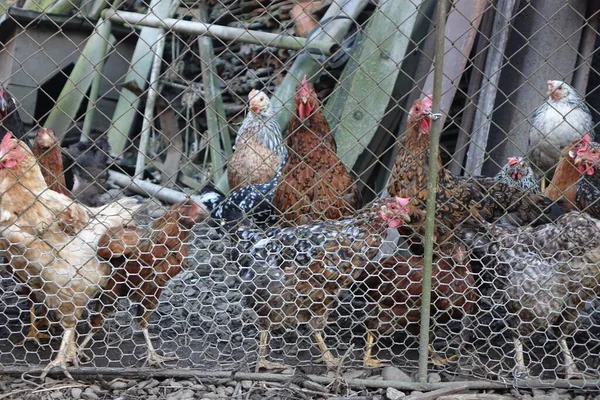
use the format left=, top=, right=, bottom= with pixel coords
left=528, top=80, right=594, bottom=186
left=227, top=89, right=287, bottom=191
left=237, top=197, right=411, bottom=370
left=458, top=212, right=600, bottom=378
left=494, top=157, right=540, bottom=194
left=359, top=242, right=476, bottom=368
left=273, top=76, right=361, bottom=225
left=387, top=96, right=561, bottom=242
left=78, top=200, right=207, bottom=366
left=0, top=87, right=28, bottom=146
left=0, top=132, right=140, bottom=379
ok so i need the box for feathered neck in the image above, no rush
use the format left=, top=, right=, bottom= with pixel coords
left=0, top=158, right=47, bottom=196
left=544, top=155, right=580, bottom=205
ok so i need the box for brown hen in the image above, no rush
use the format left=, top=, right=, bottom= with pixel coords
left=81, top=200, right=207, bottom=366
left=359, top=242, right=476, bottom=367
left=387, top=96, right=558, bottom=242
left=543, top=133, right=594, bottom=208
left=273, top=76, right=361, bottom=225
left=32, top=128, right=69, bottom=196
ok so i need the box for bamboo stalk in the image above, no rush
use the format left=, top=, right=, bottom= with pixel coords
left=197, top=3, right=231, bottom=192
left=418, top=0, right=447, bottom=384
left=44, top=18, right=115, bottom=140
left=134, top=28, right=166, bottom=178
left=81, top=19, right=113, bottom=143
left=102, top=8, right=337, bottom=56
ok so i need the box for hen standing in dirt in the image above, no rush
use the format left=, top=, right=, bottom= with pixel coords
left=273, top=76, right=361, bottom=225
left=528, top=80, right=594, bottom=185
left=227, top=89, right=287, bottom=191
left=458, top=212, right=600, bottom=378
left=79, top=200, right=207, bottom=366
left=238, top=197, right=411, bottom=370
left=0, top=133, right=139, bottom=379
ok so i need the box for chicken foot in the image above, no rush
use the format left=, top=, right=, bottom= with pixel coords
left=255, top=330, right=288, bottom=372
left=40, top=328, right=78, bottom=381
left=141, top=328, right=177, bottom=366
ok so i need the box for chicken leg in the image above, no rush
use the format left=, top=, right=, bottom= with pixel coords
left=313, top=332, right=341, bottom=368
left=255, top=330, right=288, bottom=371
left=363, top=332, right=386, bottom=368
left=141, top=328, right=177, bottom=366
left=558, top=336, right=591, bottom=379
left=40, top=327, right=78, bottom=380
left=513, top=336, right=529, bottom=377
left=20, top=306, right=50, bottom=345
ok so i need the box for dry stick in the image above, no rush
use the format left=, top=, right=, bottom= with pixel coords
left=7, top=367, right=590, bottom=390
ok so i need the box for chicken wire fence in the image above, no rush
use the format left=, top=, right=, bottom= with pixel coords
left=0, top=0, right=598, bottom=391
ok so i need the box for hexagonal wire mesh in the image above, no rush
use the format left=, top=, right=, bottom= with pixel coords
left=0, top=0, right=598, bottom=390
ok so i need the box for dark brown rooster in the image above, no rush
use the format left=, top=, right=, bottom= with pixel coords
left=273, top=76, right=361, bottom=225
left=237, top=197, right=410, bottom=370
left=359, top=242, right=476, bottom=367
left=32, top=128, right=69, bottom=196
left=387, top=96, right=559, bottom=242
left=79, top=200, right=207, bottom=365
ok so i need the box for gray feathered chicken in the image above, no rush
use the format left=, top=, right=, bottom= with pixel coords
left=494, top=156, right=540, bottom=194
left=459, top=212, right=600, bottom=378
left=529, top=80, right=594, bottom=183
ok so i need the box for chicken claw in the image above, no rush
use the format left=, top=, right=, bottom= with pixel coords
left=428, top=345, right=459, bottom=366
left=363, top=332, right=387, bottom=368
left=141, top=328, right=177, bottom=367
left=256, top=358, right=288, bottom=371
left=40, top=328, right=78, bottom=381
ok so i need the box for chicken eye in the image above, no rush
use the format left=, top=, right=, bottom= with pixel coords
left=568, top=150, right=576, bottom=158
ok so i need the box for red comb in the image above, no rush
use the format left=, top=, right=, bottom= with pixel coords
left=422, top=95, right=433, bottom=109
left=301, top=75, right=309, bottom=85
left=395, top=197, right=410, bottom=207
left=1, top=132, right=14, bottom=153
left=507, top=157, right=520, bottom=167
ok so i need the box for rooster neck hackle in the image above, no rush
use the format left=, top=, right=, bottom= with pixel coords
left=237, top=106, right=286, bottom=158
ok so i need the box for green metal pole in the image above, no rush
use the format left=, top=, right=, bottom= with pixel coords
left=417, top=0, right=447, bottom=384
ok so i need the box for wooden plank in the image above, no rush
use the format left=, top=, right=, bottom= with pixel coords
left=106, top=0, right=177, bottom=156
left=450, top=3, right=496, bottom=175
left=421, top=0, right=487, bottom=128
left=572, top=1, right=600, bottom=94
left=464, top=0, right=519, bottom=176
left=477, top=0, right=588, bottom=175
left=325, top=0, right=435, bottom=170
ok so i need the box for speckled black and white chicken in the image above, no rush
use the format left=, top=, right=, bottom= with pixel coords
left=494, top=156, right=540, bottom=194
left=197, top=157, right=285, bottom=231
left=528, top=80, right=594, bottom=183
left=458, top=212, right=600, bottom=378
left=236, top=197, right=411, bottom=370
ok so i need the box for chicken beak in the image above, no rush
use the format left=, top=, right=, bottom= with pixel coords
left=573, top=156, right=584, bottom=165
left=249, top=102, right=260, bottom=114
